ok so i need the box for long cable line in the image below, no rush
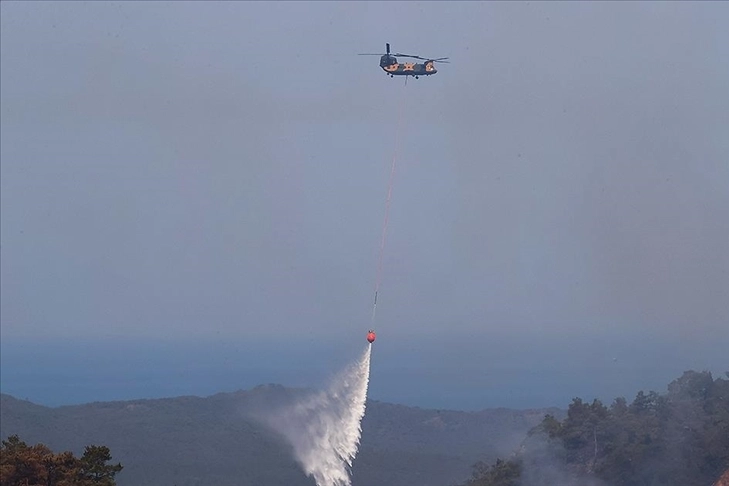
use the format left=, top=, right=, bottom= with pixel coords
left=370, top=77, right=409, bottom=326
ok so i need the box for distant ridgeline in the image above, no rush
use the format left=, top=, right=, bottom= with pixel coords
left=461, top=370, right=729, bottom=486
left=2, top=370, right=727, bottom=486
left=0, top=386, right=559, bottom=486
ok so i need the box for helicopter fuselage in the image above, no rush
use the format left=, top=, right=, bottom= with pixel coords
left=379, top=55, right=437, bottom=77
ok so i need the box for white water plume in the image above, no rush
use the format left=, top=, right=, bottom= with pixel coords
left=262, top=344, right=372, bottom=486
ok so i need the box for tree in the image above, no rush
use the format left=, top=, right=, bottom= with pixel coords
left=0, top=435, right=123, bottom=486
left=77, top=446, right=123, bottom=486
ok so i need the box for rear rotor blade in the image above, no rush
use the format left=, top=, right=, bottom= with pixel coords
left=395, top=53, right=450, bottom=63
left=394, top=53, right=427, bottom=60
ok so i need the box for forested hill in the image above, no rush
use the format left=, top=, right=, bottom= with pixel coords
left=462, top=370, right=729, bottom=486
left=0, top=386, right=561, bottom=486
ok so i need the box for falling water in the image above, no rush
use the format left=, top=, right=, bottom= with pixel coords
left=261, top=344, right=372, bottom=486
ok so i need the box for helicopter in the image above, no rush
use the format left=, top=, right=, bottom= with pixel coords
left=359, top=43, right=449, bottom=79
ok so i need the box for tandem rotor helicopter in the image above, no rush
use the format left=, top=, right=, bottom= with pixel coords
left=359, top=43, right=449, bottom=79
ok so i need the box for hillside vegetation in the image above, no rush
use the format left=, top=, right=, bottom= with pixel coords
left=1, top=435, right=122, bottom=486
left=461, top=370, right=729, bottom=486
left=6, top=370, right=724, bottom=486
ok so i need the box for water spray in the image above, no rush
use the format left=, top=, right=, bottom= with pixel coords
left=259, top=345, right=372, bottom=486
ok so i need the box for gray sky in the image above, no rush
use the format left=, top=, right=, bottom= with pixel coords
left=2, top=1, right=728, bottom=409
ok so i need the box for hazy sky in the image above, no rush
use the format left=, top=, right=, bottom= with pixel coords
left=2, top=1, right=728, bottom=410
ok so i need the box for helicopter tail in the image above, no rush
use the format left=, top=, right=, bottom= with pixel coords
left=424, top=60, right=438, bottom=74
